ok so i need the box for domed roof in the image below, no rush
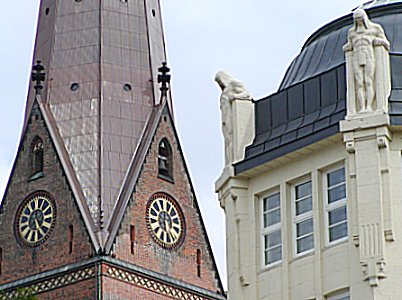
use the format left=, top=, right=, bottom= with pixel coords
left=235, top=0, right=402, bottom=174
left=361, top=0, right=402, bottom=9
left=279, top=1, right=402, bottom=90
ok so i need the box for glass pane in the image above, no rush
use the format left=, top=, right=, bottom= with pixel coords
left=329, top=206, right=347, bottom=225
left=296, top=197, right=312, bottom=215
left=296, top=218, right=313, bottom=237
left=295, top=181, right=311, bottom=199
left=329, top=222, right=348, bottom=242
left=328, top=184, right=346, bottom=203
left=265, top=230, right=281, bottom=249
left=266, top=245, right=282, bottom=264
left=297, top=234, right=314, bottom=253
left=264, top=209, right=281, bottom=227
left=327, top=167, right=345, bottom=187
left=264, top=193, right=280, bottom=211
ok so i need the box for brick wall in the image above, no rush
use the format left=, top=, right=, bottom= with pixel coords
left=111, top=112, right=221, bottom=294
left=0, top=109, right=94, bottom=284
left=36, top=278, right=97, bottom=300
left=102, top=275, right=174, bottom=300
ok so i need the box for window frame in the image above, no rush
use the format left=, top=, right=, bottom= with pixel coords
left=260, top=190, right=282, bottom=269
left=323, top=165, right=348, bottom=246
left=291, top=178, right=314, bottom=257
left=327, top=290, right=350, bottom=300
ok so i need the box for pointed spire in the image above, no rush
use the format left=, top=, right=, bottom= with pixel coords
left=22, top=1, right=171, bottom=244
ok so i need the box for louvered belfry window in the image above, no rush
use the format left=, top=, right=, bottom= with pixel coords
left=158, top=138, right=173, bottom=181
left=32, top=137, right=44, bottom=176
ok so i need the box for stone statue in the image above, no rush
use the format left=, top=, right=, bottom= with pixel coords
left=343, top=9, right=390, bottom=115
left=215, top=71, right=251, bottom=165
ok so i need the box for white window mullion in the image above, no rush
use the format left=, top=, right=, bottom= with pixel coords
left=324, top=166, right=348, bottom=245
left=261, top=191, right=282, bottom=267
left=292, top=180, right=314, bottom=256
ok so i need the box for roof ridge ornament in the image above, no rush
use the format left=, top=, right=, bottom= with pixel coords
left=31, top=60, right=46, bottom=95
left=342, top=8, right=390, bottom=120
left=157, top=62, right=171, bottom=101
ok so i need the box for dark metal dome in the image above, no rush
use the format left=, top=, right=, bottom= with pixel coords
left=279, top=1, right=402, bottom=90
left=235, top=1, right=402, bottom=174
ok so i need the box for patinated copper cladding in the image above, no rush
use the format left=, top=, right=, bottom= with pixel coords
left=24, top=0, right=171, bottom=228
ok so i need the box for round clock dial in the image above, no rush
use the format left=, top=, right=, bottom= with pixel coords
left=146, top=193, right=185, bottom=249
left=16, top=191, right=56, bottom=247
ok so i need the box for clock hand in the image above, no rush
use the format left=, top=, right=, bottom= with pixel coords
left=34, top=218, right=40, bottom=229
left=165, top=220, right=170, bottom=232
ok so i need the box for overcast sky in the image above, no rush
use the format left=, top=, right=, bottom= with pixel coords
left=0, top=0, right=365, bottom=289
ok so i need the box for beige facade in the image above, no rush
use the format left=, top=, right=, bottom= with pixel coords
left=217, top=129, right=402, bottom=299
left=216, top=3, right=402, bottom=299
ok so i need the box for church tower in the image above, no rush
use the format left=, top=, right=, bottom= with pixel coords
left=0, top=1, right=225, bottom=299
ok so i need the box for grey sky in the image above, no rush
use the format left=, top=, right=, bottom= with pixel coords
left=0, top=0, right=365, bottom=289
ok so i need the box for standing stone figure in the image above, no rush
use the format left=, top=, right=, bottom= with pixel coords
left=343, top=9, right=390, bottom=113
left=215, top=71, right=251, bottom=166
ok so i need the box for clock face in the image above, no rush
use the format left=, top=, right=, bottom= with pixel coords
left=146, top=193, right=185, bottom=249
left=15, top=191, right=56, bottom=247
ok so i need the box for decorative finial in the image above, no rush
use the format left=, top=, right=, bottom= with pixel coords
left=32, top=60, right=46, bottom=95
left=157, top=62, right=171, bottom=98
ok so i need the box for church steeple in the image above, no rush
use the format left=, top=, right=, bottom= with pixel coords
left=0, top=2, right=225, bottom=298
left=23, top=0, right=172, bottom=241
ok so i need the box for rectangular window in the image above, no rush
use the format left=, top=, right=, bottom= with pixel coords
left=325, top=167, right=347, bottom=244
left=261, top=192, right=282, bottom=266
left=68, top=225, right=74, bottom=254
left=196, top=249, right=201, bottom=277
left=327, top=291, right=350, bottom=300
left=293, top=180, right=314, bottom=255
left=130, top=225, right=135, bottom=255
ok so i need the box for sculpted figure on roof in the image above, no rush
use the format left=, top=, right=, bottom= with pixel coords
left=343, top=9, right=390, bottom=115
left=215, top=71, right=252, bottom=166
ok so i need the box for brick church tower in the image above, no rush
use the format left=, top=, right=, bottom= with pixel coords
left=0, top=1, right=225, bottom=299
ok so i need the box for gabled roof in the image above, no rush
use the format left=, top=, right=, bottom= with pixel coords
left=0, top=96, right=100, bottom=251
left=38, top=96, right=101, bottom=250
left=104, top=99, right=225, bottom=293
left=105, top=100, right=166, bottom=251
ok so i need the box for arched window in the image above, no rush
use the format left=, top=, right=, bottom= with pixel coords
left=158, top=138, right=173, bottom=181
left=31, top=137, right=44, bottom=176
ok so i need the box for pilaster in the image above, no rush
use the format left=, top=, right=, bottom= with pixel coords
left=340, top=117, right=394, bottom=290
left=216, top=167, right=256, bottom=300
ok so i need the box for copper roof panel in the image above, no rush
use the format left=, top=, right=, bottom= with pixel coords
left=24, top=0, right=170, bottom=233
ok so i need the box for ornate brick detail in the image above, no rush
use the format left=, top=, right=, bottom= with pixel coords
left=0, top=267, right=94, bottom=299
left=106, top=266, right=208, bottom=300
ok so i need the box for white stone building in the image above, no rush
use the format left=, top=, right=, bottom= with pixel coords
left=215, top=1, right=402, bottom=299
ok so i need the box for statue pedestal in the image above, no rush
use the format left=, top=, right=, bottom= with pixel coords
left=340, top=113, right=389, bottom=132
